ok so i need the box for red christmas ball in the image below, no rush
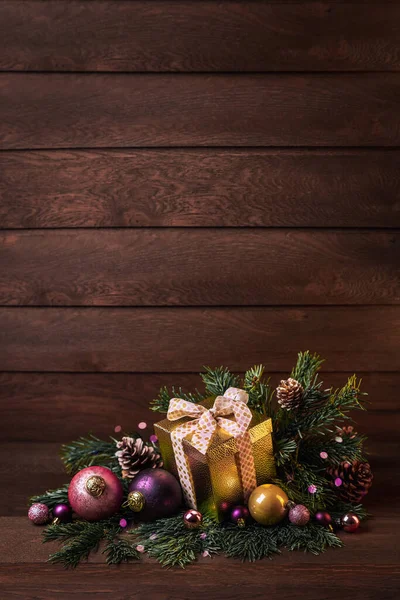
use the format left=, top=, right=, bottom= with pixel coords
left=68, top=466, right=123, bottom=521
left=315, top=511, right=332, bottom=527
left=341, top=512, right=360, bottom=533
left=183, top=509, right=203, bottom=529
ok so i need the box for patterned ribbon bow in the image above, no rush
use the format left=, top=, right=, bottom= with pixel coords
left=167, top=387, right=257, bottom=508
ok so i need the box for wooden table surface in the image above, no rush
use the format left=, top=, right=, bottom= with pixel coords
left=1, top=445, right=399, bottom=600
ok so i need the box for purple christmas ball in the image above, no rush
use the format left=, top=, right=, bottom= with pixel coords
left=53, top=503, right=72, bottom=523
left=128, top=468, right=182, bottom=522
left=230, top=505, right=250, bottom=527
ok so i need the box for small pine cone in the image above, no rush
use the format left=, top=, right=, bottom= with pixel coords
left=115, top=436, right=163, bottom=479
left=327, top=460, right=373, bottom=504
left=276, top=378, right=304, bottom=410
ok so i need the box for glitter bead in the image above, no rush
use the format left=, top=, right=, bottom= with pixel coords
left=308, top=484, right=317, bottom=494
left=136, top=545, right=145, bottom=553
left=335, top=477, right=343, bottom=487
left=320, top=451, right=328, bottom=459
left=138, top=422, right=147, bottom=430
left=114, top=425, right=122, bottom=433
left=149, top=434, right=158, bottom=444
left=200, top=532, right=207, bottom=540
left=335, top=436, right=343, bottom=443
left=119, top=518, right=127, bottom=528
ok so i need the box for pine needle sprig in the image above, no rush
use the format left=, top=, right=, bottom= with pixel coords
left=201, top=366, right=240, bottom=397
left=47, top=521, right=107, bottom=568
left=60, top=435, right=118, bottom=475
left=103, top=536, right=140, bottom=565
left=133, top=514, right=216, bottom=568
left=30, top=484, right=69, bottom=509
left=150, top=386, right=205, bottom=413
left=243, top=365, right=274, bottom=414
left=43, top=520, right=88, bottom=542
left=291, top=351, right=324, bottom=389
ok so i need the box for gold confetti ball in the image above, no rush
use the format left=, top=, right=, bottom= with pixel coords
left=248, top=484, right=289, bottom=526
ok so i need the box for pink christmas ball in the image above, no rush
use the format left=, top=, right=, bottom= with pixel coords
left=68, top=466, right=123, bottom=521
left=288, top=504, right=311, bottom=526
left=28, top=503, right=50, bottom=525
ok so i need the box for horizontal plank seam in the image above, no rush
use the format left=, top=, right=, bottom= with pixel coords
left=1, top=370, right=399, bottom=375
left=2, top=70, right=400, bottom=75
left=0, top=304, right=399, bottom=309
left=2, top=146, right=400, bottom=153
left=0, top=227, right=399, bottom=232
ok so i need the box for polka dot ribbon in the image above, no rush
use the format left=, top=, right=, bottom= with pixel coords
left=167, top=387, right=257, bottom=508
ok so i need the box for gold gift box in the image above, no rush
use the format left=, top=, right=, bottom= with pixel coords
left=154, top=398, right=276, bottom=521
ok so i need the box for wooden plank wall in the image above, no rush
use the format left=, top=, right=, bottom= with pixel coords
left=0, top=0, right=399, bottom=514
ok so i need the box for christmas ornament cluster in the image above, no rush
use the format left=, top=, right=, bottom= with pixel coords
left=28, top=352, right=372, bottom=568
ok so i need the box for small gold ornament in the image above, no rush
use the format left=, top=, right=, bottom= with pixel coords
left=248, top=484, right=289, bottom=526
left=85, top=475, right=106, bottom=497
left=127, top=491, right=146, bottom=513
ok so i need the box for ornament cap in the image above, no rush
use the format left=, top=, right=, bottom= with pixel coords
left=85, top=475, right=107, bottom=497
left=127, top=490, right=146, bottom=513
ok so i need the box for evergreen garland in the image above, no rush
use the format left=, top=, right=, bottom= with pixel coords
left=30, top=351, right=372, bottom=568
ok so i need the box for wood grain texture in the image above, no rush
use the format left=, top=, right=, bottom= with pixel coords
left=0, top=559, right=399, bottom=600
left=1, top=230, right=399, bottom=306
left=2, top=74, right=400, bottom=148
left=2, top=2, right=400, bottom=72
left=0, top=372, right=397, bottom=442
left=1, top=150, right=400, bottom=228
left=0, top=307, right=399, bottom=372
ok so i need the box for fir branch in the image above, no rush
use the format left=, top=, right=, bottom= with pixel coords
left=274, top=437, right=298, bottom=466
left=133, top=514, right=214, bottom=568
left=150, top=386, right=205, bottom=413
left=243, top=365, right=273, bottom=414
left=30, top=484, right=69, bottom=509
left=220, top=523, right=280, bottom=561
left=43, top=520, right=88, bottom=543
left=299, top=434, right=366, bottom=467
left=60, top=435, right=118, bottom=476
left=103, top=536, right=140, bottom=565
left=275, top=521, right=342, bottom=555
left=201, top=366, right=240, bottom=397
left=47, top=521, right=107, bottom=568
left=291, top=351, right=324, bottom=389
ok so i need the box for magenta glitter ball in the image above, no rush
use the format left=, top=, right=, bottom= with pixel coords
left=128, top=468, right=182, bottom=522
left=315, top=510, right=332, bottom=527
left=230, top=505, right=250, bottom=527
left=68, top=466, right=123, bottom=521
left=53, top=503, right=72, bottom=523
left=288, top=504, right=310, bottom=526
left=341, top=512, right=360, bottom=533
left=28, top=503, right=50, bottom=525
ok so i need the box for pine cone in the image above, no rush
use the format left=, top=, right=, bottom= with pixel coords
left=276, top=378, right=304, bottom=410
left=115, top=436, right=163, bottom=479
left=327, top=460, right=373, bottom=503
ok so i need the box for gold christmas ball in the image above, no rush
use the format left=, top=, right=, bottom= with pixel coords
left=248, top=484, right=289, bottom=526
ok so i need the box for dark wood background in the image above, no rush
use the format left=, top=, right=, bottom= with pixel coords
left=0, top=1, right=399, bottom=597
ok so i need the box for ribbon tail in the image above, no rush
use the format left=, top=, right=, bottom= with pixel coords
left=171, top=422, right=199, bottom=509
left=235, top=432, right=258, bottom=501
